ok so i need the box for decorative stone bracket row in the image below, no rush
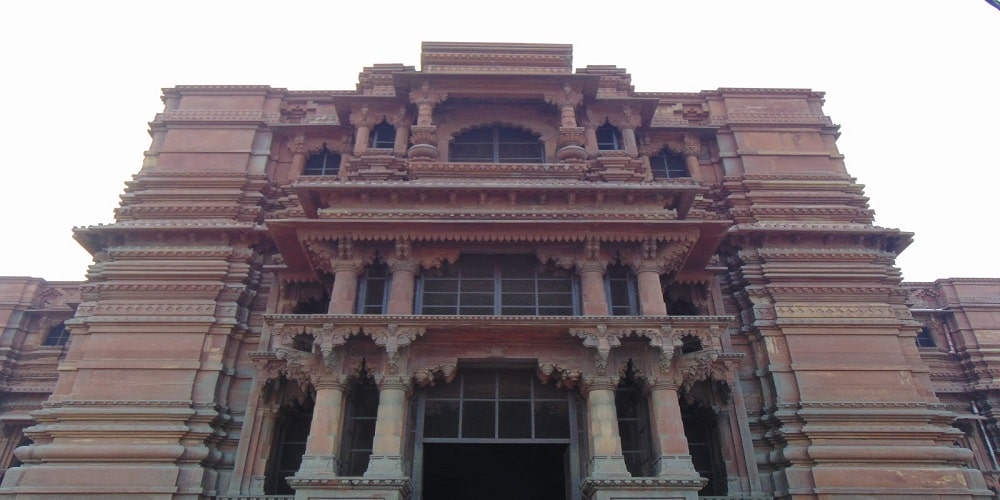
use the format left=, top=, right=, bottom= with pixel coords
left=258, top=315, right=734, bottom=394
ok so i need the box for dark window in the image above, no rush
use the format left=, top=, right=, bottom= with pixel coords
left=42, top=323, right=70, bottom=346
left=449, top=126, right=544, bottom=163
left=357, top=262, right=389, bottom=314
left=370, top=120, right=396, bottom=149
left=418, top=255, right=577, bottom=316
left=616, top=363, right=654, bottom=476
left=605, top=263, right=638, bottom=316
left=422, top=369, right=570, bottom=441
left=916, top=326, right=936, bottom=348
left=596, top=121, right=622, bottom=151
left=649, top=149, right=690, bottom=178
left=266, top=401, right=313, bottom=495
left=303, top=145, right=341, bottom=176
left=341, top=376, right=379, bottom=475
left=682, top=401, right=727, bottom=495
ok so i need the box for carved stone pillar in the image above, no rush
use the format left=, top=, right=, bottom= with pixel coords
left=249, top=403, right=281, bottom=493
left=393, top=125, right=409, bottom=155
left=582, top=376, right=631, bottom=478
left=350, top=106, right=372, bottom=156
left=622, top=127, right=638, bottom=156
left=408, top=84, right=445, bottom=161
left=386, top=239, right=417, bottom=315
left=579, top=260, right=610, bottom=315
left=326, top=239, right=365, bottom=314
left=635, top=262, right=667, bottom=316
left=364, top=375, right=411, bottom=478
left=290, top=133, right=307, bottom=180
left=298, top=375, right=349, bottom=475
left=646, top=379, right=700, bottom=479
left=682, top=134, right=701, bottom=178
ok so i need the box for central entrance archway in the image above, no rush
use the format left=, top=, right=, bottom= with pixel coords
left=412, top=368, right=582, bottom=500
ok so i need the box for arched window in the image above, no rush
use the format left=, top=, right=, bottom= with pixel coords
left=370, top=120, right=396, bottom=149
left=649, top=149, right=690, bottom=179
left=303, top=145, right=341, bottom=176
left=449, top=125, right=544, bottom=163
left=596, top=120, right=623, bottom=151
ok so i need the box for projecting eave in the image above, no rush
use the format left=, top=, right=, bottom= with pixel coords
left=265, top=217, right=730, bottom=277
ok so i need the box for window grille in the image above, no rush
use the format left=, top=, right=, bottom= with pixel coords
left=42, top=323, right=70, bottom=346
left=303, top=146, right=341, bottom=176
left=422, top=369, right=571, bottom=441
left=605, top=263, right=638, bottom=316
left=449, top=126, right=544, bottom=163
left=596, top=121, right=622, bottom=151
left=341, top=378, right=379, bottom=475
left=649, top=149, right=690, bottom=178
left=356, top=262, right=390, bottom=314
left=418, top=255, right=577, bottom=316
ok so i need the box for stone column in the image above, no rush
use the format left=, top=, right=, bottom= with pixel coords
left=328, top=259, right=363, bottom=314
left=583, top=376, right=631, bottom=478
left=386, top=258, right=418, bottom=315
left=353, top=125, right=371, bottom=156
left=635, top=262, right=667, bottom=316
left=290, top=135, right=307, bottom=180
left=393, top=125, right=409, bottom=155
left=682, top=134, right=702, bottom=178
left=622, top=127, right=638, bottom=156
left=298, top=375, right=348, bottom=475
left=646, top=379, right=700, bottom=479
left=578, top=260, right=610, bottom=315
left=364, top=375, right=411, bottom=477
left=249, top=403, right=281, bottom=493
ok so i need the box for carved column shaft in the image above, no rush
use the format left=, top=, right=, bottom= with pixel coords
left=579, top=263, right=609, bottom=315
left=386, top=260, right=417, bottom=315
left=328, top=262, right=361, bottom=314
left=299, top=379, right=347, bottom=475
left=622, top=127, right=638, bottom=156
left=636, top=268, right=667, bottom=315
left=584, top=126, right=598, bottom=156
left=353, top=125, right=371, bottom=156
left=393, top=125, right=409, bottom=155
left=647, top=382, right=699, bottom=478
left=584, top=378, right=631, bottom=478
left=364, top=377, right=410, bottom=477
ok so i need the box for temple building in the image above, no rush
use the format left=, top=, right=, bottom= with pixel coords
left=1, top=42, right=1000, bottom=499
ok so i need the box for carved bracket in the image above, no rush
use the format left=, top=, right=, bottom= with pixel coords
left=365, top=324, right=427, bottom=375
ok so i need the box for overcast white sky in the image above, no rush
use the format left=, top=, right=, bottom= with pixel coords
left=0, top=1, right=996, bottom=282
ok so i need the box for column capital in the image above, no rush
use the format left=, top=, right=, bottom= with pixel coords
left=622, top=237, right=696, bottom=277
left=580, top=375, right=619, bottom=396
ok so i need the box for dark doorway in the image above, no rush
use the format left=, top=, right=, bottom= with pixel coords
left=422, top=443, right=567, bottom=500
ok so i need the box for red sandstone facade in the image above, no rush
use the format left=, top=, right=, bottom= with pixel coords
left=0, top=42, right=998, bottom=499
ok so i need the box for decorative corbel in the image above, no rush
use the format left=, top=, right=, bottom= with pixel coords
left=366, top=324, right=426, bottom=375
left=637, top=325, right=683, bottom=374
left=412, top=363, right=457, bottom=387
left=570, top=325, right=628, bottom=376
left=538, top=362, right=583, bottom=390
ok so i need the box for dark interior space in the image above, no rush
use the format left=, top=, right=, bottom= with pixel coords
left=422, top=443, right=566, bottom=500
